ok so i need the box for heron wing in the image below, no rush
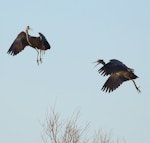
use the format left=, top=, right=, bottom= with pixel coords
left=98, top=59, right=128, bottom=76
left=7, top=32, right=29, bottom=55
left=110, top=59, right=134, bottom=72
left=39, top=32, right=51, bottom=50
left=101, top=73, right=128, bottom=93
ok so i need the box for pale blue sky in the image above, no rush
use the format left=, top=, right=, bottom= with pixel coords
left=0, top=0, right=150, bottom=143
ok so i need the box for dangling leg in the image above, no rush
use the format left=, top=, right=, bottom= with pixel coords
left=39, top=50, right=45, bottom=63
left=39, top=50, right=42, bottom=63
left=35, top=49, right=40, bottom=65
left=132, top=80, right=141, bottom=93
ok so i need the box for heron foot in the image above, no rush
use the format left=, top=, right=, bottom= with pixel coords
left=37, top=59, right=40, bottom=65
left=36, top=58, right=43, bottom=65
left=40, top=57, right=42, bottom=63
left=136, top=86, right=141, bottom=93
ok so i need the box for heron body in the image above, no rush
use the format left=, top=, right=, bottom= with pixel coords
left=95, top=59, right=140, bottom=93
left=7, top=26, right=51, bottom=64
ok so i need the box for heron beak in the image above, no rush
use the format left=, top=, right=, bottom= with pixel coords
left=29, top=27, right=32, bottom=31
left=93, top=61, right=100, bottom=67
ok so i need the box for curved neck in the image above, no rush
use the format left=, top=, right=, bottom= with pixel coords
left=25, top=29, right=32, bottom=46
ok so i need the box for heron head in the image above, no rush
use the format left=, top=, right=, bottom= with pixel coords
left=26, top=26, right=31, bottom=31
left=93, top=59, right=105, bottom=66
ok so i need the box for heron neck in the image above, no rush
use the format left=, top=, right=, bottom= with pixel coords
left=101, top=61, right=105, bottom=65
left=26, top=29, right=32, bottom=46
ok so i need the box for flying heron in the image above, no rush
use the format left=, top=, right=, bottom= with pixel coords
left=94, top=59, right=141, bottom=93
left=7, top=26, right=51, bottom=64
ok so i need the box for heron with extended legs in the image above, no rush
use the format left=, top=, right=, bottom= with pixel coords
left=7, top=26, right=51, bottom=64
left=94, top=59, right=141, bottom=93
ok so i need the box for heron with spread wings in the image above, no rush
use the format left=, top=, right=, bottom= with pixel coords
left=94, top=59, right=141, bottom=93
left=7, top=26, right=51, bottom=64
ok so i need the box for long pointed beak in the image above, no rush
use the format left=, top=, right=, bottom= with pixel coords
left=93, top=61, right=100, bottom=67
left=29, top=27, right=32, bottom=31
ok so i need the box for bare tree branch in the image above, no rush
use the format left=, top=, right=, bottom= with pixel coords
left=41, top=108, right=127, bottom=143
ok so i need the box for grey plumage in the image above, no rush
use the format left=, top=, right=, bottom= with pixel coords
left=94, top=59, right=141, bottom=93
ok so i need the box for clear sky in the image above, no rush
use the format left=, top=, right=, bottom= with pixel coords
left=0, top=0, right=150, bottom=143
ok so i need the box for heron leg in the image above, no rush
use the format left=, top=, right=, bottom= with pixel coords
left=35, top=49, right=40, bottom=65
left=132, top=79, right=141, bottom=93
left=39, top=50, right=43, bottom=63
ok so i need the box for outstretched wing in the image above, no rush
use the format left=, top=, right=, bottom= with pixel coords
left=101, top=73, right=129, bottom=93
left=39, top=32, right=51, bottom=50
left=98, top=59, right=129, bottom=76
left=7, top=32, right=29, bottom=55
